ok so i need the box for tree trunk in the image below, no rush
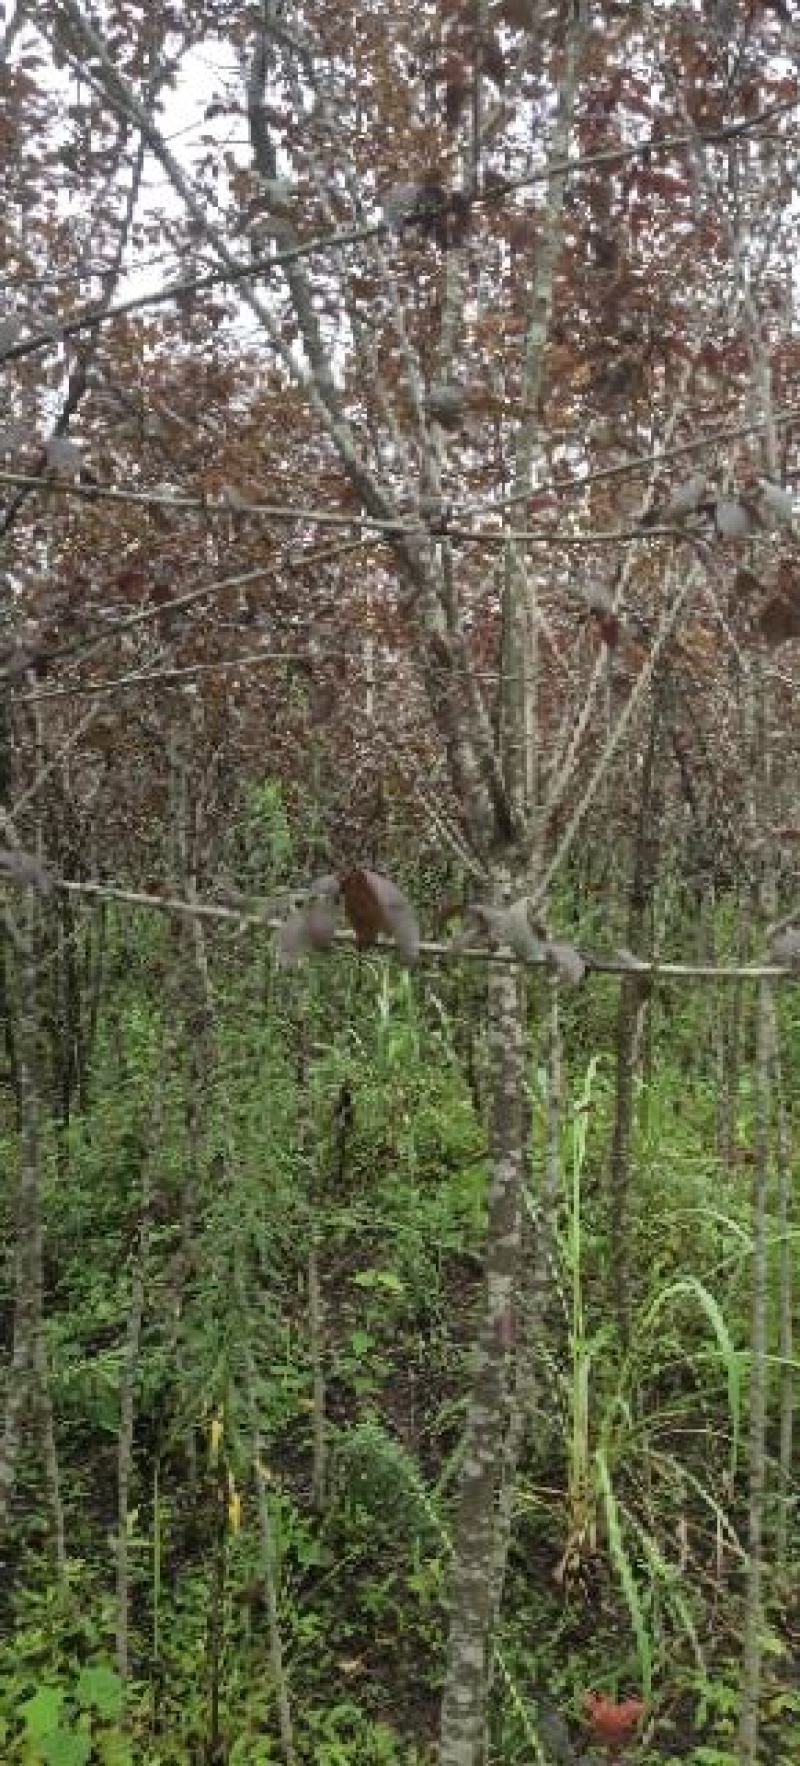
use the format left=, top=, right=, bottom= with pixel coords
left=608, top=685, right=662, bottom=1342
left=439, top=953, right=527, bottom=1766
left=770, top=1012, right=793, bottom=1561
left=117, top=1076, right=160, bottom=1679
left=485, top=978, right=563, bottom=1690
left=736, top=979, right=771, bottom=1766
left=0, top=920, right=64, bottom=1574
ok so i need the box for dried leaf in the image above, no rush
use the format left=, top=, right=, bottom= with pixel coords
left=340, top=868, right=420, bottom=964
left=426, top=382, right=466, bottom=428
left=584, top=1694, right=645, bottom=1749
left=544, top=939, right=586, bottom=986
left=616, top=946, right=648, bottom=970
left=275, top=895, right=340, bottom=967
left=659, top=473, right=709, bottom=522
left=0, top=422, right=29, bottom=455
left=768, top=926, right=800, bottom=968
left=755, top=590, right=800, bottom=647
left=381, top=182, right=423, bottom=230
left=734, top=565, right=762, bottom=596
left=308, top=872, right=342, bottom=900
left=45, top=436, right=84, bottom=478
left=0, top=315, right=21, bottom=353
left=473, top=897, right=546, bottom=963
left=496, top=0, right=533, bottom=26
left=583, top=585, right=620, bottom=647
left=755, top=477, right=795, bottom=529
left=714, top=496, right=754, bottom=540
left=444, top=74, right=468, bottom=131
left=0, top=846, right=53, bottom=892
left=482, top=31, right=507, bottom=87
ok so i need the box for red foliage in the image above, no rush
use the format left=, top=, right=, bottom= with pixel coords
left=583, top=1692, right=645, bottom=1753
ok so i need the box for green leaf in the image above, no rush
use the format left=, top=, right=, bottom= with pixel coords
left=352, top=1268, right=405, bottom=1294
left=229, top=1738, right=277, bottom=1764
left=595, top=1447, right=652, bottom=1698
left=96, top=1730, right=134, bottom=1766
left=75, top=1664, right=124, bottom=1720
left=40, top=1731, right=92, bottom=1766
left=640, top=1275, right=740, bottom=1474
left=20, top=1688, right=65, bottom=1740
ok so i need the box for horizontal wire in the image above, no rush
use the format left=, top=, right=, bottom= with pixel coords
left=452, top=407, right=800, bottom=521
left=0, top=469, right=413, bottom=532
left=9, top=647, right=336, bottom=702
left=39, top=874, right=800, bottom=984
left=0, top=468, right=685, bottom=550
left=7, top=645, right=538, bottom=704
left=0, top=101, right=793, bottom=370
left=0, top=562, right=282, bottom=683
left=3, top=395, right=798, bottom=534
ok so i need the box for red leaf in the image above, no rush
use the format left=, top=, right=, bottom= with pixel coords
left=340, top=869, right=420, bottom=965
left=756, top=590, right=800, bottom=647
left=482, top=31, right=506, bottom=87
left=584, top=1692, right=645, bottom=1748
left=496, top=0, right=532, bottom=26
left=595, top=613, right=620, bottom=647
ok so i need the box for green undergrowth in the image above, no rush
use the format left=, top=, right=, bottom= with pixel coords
left=0, top=881, right=797, bottom=1764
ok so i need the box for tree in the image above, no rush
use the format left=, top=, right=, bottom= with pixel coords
left=1, top=2, right=798, bottom=1760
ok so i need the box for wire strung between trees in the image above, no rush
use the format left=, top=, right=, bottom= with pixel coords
left=0, top=470, right=414, bottom=533
left=451, top=407, right=800, bottom=521
left=0, top=561, right=286, bottom=684
left=0, top=98, right=793, bottom=371
left=4, top=636, right=580, bottom=706
left=2, top=396, right=797, bottom=532
left=31, top=874, right=799, bottom=984
left=9, top=648, right=330, bottom=702
left=0, top=468, right=692, bottom=553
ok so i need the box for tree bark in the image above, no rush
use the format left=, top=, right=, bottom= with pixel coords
left=0, top=918, right=64, bottom=1575
left=770, top=1012, right=793, bottom=1562
left=608, top=685, right=663, bottom=1342
left=736, top=979, right=771, bottom=1766
left=439, top=952, right=527, bottom=1766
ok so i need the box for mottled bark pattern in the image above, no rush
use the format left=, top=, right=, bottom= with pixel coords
left=439, top=958, right=527, bottom=1766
